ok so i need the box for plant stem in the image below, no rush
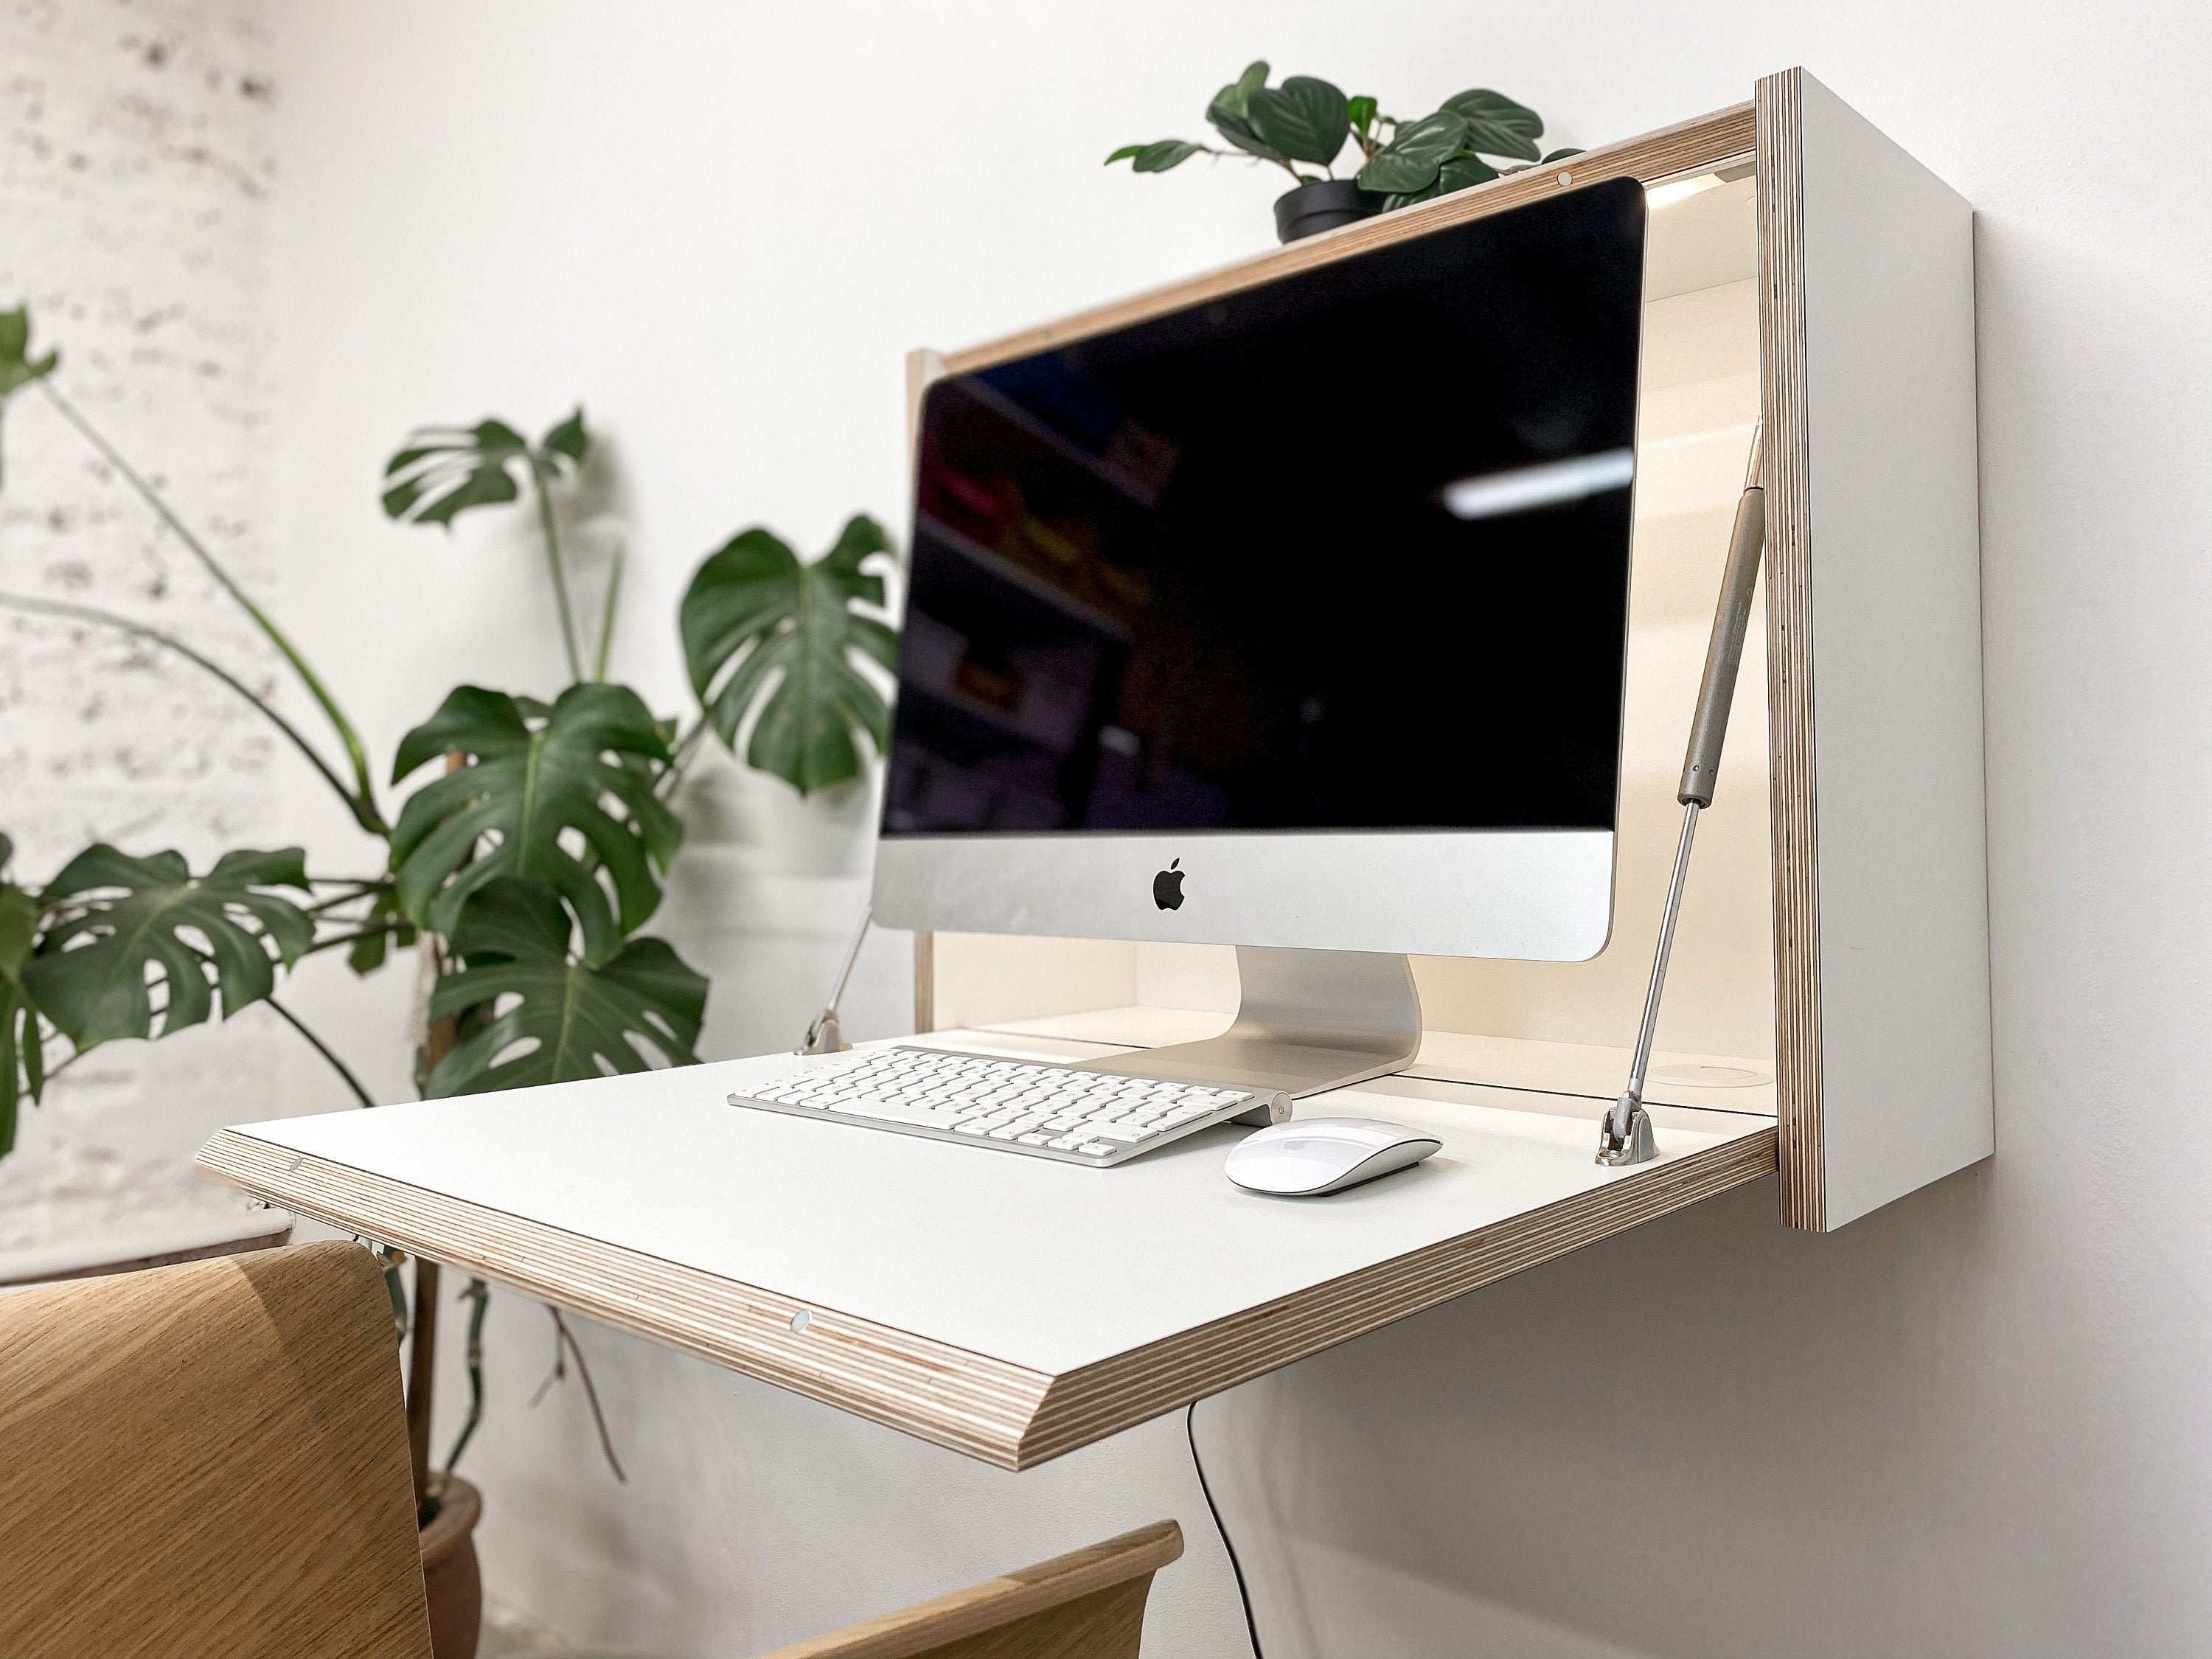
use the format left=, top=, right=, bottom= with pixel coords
left=546, top=1307, right=627, bottom=1483
left=265, top=997, right=376, bottom=1109
left=655, top=716, right=712, bottom=800
left=39, top=381, right=384, bottom=821
left=299, top=925, right=403, bottom=959
left=592, top=540, right=625, bottom=682
left=0, top=591, right=386, bottom=835
left=527, top=456, right=585, bottom=684
left=442, top=1276, right=491, bottom=1475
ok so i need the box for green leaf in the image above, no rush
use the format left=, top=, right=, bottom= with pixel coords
left=1437, top=153, right=1500, bottom=195
left=540, top=407, right=588, bottom=467
left=681, top=515, right=900, bottom=796
left=1439, top=88, right=1544, bottom=161
left=1347, top=94, right=1378, bottom=134
left=1541, top=147, right=1584, bottom=164
left=390, top=684, right=681, bottom=966
left=22, top=846, right=313, bottom=1050
left=0, top=871, right=42, bottom=1157
left=1357, top=111, right=1468, bottom=195
left=1245, top=76, right=1349, bottom=167
left=0, top=307, right=60, bottom=405
left=1206, top=60, right=1287, bottom=163
left=381, top=419, right=530, bottom=527
left=1108, top=139, right=1203, bottom=173
left=422, top=877, right=707, bottom=1096
left=347, top=886, right=417, bottom=976
left=1382, top=184, right=1444, bottom=212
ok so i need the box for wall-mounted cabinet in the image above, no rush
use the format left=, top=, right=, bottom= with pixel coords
left=914, top=68, right=1992, bottom=1236
left=201, top=70, right=1992, bottom=1470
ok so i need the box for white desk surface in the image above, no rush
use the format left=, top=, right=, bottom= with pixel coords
left=201, top=1027, right=1775, bottom=1467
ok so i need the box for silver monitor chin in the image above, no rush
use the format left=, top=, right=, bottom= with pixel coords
left=872, top=830, right=1615, bottom=963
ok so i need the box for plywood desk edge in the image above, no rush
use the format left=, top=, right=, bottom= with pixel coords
left=197, top=1119, right=1774, bottom=1470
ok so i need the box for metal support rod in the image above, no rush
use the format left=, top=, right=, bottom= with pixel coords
left=798, top=904, right=872, bottom=1055
left=1600, top=423, right=1764, bottom=1167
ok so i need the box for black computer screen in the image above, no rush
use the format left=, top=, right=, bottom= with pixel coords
left=885, top=176, right=1645, bottom=839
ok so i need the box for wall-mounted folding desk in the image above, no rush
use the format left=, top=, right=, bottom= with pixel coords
left=201, top=67, right=1989, bottom=1469
left=203, top=1019, right=1774, bottom=1469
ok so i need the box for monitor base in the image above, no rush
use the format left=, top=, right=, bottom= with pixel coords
left=1077, top=947, right=1422, bottom=1120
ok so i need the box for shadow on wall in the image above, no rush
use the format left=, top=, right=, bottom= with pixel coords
left=1197, top=1166, right=2110, bottom=1659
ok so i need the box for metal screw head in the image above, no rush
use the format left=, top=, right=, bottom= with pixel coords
left=1557, top=170, right=1574, bottom=187
left=790, top=1308, right=812, bottom=1334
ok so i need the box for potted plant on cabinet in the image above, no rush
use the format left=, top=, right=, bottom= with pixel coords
left=0, top=307, right=900, bottom=1658
left=1108, top=61, right=1583, bottom=242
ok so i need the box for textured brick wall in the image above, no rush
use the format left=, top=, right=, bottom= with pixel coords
left=0, top=0, right=279, bottom=1253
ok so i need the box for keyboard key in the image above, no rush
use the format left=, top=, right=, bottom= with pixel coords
left=831, top=1098, right=958, bottom=1127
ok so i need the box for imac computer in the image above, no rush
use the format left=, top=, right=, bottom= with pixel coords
left=872, top=177, right=1648, bottom=1099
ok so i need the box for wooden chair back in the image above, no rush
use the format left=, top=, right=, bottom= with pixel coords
left=762, top=1520, right=1183, bottom=1659
left=0, top=1239, right=434, bottom=1659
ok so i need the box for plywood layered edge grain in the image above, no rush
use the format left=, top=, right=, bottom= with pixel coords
left=195, top=1121, right=1773, bottom=1470
left=196, top=1130, right=1054, bottom=1468
left=1754, top=69, right=1827, bottom=1231
left=1018, top=1127, right=1775, bottom=1466
left=941, top=103, right=1754, bottom=376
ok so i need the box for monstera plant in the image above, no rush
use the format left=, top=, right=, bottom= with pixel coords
left=1108, top=61, right=1583, bottom=240
left=0, top=305, right=900, bottom=1527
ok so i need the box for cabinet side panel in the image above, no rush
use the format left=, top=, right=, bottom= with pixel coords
left=1757, top=71, right=1826, bottom=1227
left=1795, top=72, right=1994, bottom=1228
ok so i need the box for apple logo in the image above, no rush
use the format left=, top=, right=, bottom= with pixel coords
left=1152, top=858, right=1186, bottom=911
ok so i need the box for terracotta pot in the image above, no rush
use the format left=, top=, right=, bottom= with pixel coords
left=419, top=1475, right=484, bottom=1659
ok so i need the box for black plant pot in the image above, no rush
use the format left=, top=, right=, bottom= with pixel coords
left=1273, top=179, right=1383, bottom=244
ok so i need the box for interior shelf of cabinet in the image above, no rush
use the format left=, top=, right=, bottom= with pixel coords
left=914, top=511, right=1131, bottom=641
left=942, top=376, right=1162, bottom=512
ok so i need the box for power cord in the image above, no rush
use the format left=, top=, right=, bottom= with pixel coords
left=1186, top=1397, right=1264, bottom=1659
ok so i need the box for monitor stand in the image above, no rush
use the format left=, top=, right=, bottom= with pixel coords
left=1077, top=946, right=1422, bottom=1119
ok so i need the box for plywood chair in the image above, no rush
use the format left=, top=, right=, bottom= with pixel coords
left=764, top=1520, right=1184, bottom=1659
left=0, top=1239, right=434, bottom=1659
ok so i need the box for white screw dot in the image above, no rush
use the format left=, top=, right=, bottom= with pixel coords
left=790, top=1309, right=812, bottom=1333
left=1557, top=170, right=1574, bottom=187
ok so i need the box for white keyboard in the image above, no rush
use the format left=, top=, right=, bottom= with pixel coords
left=729, top=1046, right=1290, bottom=1167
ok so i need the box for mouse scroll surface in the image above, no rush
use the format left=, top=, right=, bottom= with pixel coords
left=1224, top=1117, right=1442, bottom=1197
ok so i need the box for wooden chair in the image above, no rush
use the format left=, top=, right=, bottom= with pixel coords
left=0, top=1240, right=434, bottom=1659
left=762, top=1520, right=1183, bottom=1659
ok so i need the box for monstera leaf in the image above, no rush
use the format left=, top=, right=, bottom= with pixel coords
left=390, top=684, right=681, bottom=965
left=381, top=408, right=588, bottom=528
left=1245, top=75, right=1351, bottom=168
left=21, top=845, right=313, bottom=1051
left=1439, top=88, right=1544, bottom=161
left=0, top=835, right=43, bottom=1155
left=0, top=309, right=58, bottom=407
left=680, top=515, right=899, bottom=796
left=0, top=307, right=60, bottom=490
left=423, top=877, right=706, bottom=1097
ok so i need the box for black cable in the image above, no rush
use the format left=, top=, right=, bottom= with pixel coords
left=1186, top=1397, right=1264, bottom=1659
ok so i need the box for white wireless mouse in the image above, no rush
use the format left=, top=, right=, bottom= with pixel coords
left=1224, top=1117, right=1441, bottom=1197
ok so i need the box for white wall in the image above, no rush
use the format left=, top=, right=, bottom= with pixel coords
left=266, top=1, right=2208, bottom=1655
left=0, top=0, right=280, bottom=1257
